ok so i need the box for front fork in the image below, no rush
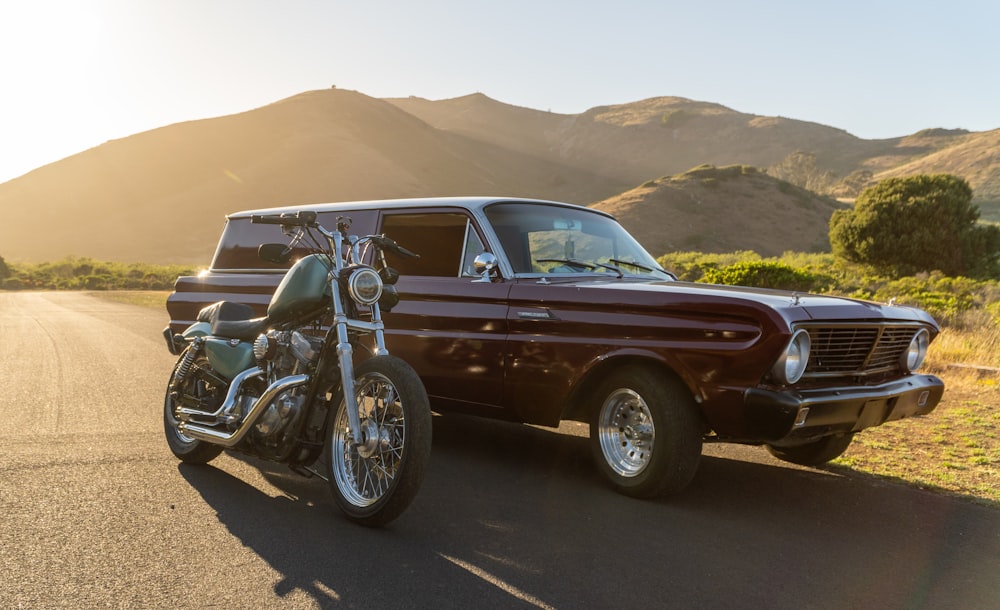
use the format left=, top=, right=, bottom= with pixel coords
left=331, top=285, right=389, bottom=446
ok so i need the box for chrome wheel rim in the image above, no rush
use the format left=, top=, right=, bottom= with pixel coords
left=332, top=372, right=406, bottom=507
left=598, top=388, right=655, bottom=477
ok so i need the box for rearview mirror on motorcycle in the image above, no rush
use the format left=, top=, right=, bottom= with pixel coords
left=258, top=243, right=293, bottom=264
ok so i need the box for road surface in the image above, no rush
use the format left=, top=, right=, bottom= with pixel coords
left=1, top=292, right=998, bottom=609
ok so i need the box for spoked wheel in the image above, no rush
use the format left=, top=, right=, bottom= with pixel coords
left=163, top=354, right=225, bottom=465
left=327, top=355, right=432, bottom=527
left=590, top=366, right=702, bottom=498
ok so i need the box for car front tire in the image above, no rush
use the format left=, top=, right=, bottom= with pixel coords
left=589, top=366, right=702, bottom=498
left=766, top=433, right=855, bottom=466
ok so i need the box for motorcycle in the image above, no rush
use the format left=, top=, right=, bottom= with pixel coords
left=162, top=211, right=432, bottom=526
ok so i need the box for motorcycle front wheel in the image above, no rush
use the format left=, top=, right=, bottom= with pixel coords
left=326, top=355, right=432, bottom=527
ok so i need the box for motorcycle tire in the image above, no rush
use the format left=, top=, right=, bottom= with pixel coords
left=163, top=354, right=225, bottom=464
left=326, top=355, right=432, bottom=527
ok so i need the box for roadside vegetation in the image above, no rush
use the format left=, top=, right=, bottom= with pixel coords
left=0, top=256, right=195, bottom=291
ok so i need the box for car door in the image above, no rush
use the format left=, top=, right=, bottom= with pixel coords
left=377, top=209, right=511, bottom=415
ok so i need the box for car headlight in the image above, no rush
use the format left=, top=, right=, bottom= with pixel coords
left=903, top=328, right=930, bottom=372
left=346, top=267, right=383, bottom=305
left=771, top=329, right=811, bottom=385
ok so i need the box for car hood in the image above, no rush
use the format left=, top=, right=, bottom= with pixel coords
left=546, top=277, right=938, bottom=326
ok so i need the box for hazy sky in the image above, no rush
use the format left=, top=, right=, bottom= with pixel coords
left=1, top=0, right=997, bottom=183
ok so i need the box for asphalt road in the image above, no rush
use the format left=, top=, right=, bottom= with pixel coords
left=2, top=291, right=998, bottom=609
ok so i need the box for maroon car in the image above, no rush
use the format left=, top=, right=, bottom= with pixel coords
left=167, top=197, right=944, bottom=497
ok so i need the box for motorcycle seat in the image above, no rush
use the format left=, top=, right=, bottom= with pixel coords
left=212, top=317, right=270, bottom=342
left=197, top=300, right=255, bottom=324
left=197, top=300, right=269, bottom=341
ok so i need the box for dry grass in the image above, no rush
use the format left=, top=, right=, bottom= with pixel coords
left=87, top=290, right=170, bottom=310
left=926, top=320, right=1000, bottom=369
left=830, top=328, right=1000, bottom=507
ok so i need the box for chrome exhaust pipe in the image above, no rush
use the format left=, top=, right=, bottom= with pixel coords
left=178, top=373, right=310, bottom=448
left=175, top=366, right=265, bottom=422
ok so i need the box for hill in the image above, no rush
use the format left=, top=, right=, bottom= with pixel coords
left=389, top=94, right=998, bottom=220
left=592, top=165, right=846, bottom=257
left=0, top=89, right=624, bottom=263
left=0, top=89, right=996, bottom=264
left=390, top=95, right=883, bottom=183
left=871, top=129, right=1000, bottom=221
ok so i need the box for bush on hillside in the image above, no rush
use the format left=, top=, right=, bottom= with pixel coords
left=829, top=174, right=1000, bottom=278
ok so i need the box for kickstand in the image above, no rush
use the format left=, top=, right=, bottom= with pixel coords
left=289, top=463, right=328, bottom=482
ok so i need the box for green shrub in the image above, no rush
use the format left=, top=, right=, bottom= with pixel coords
left=698, top=260, right=833, bottom=292
left=658, top=250, right=762, bottom=282
left=829, top=174, right=1000, bottom=278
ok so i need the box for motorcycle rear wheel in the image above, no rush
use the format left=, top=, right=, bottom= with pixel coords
left=327, top=355, right=432, bottom=527
left=163, top=355, right=225, bottom=464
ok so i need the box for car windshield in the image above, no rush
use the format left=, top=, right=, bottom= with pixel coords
left=485, top=202, right=674, bottom=280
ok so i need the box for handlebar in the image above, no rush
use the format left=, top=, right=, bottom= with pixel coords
left=251, top=210, right=420, bottom=262
left=250, top=211, right=318, bottom=226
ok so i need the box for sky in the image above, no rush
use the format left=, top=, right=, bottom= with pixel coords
left=1, top=0, right=998, bottom=184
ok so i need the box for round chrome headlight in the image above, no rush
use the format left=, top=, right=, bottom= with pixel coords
left=903, top=328, right=930, bottom=372
left=772, top=329, right=811, bottom=385
left=347, top=267, right=383, bottom=305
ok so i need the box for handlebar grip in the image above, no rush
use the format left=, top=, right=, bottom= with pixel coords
left=250, top=211, right=318, bottom=226
left=371, top=235, right=420, bottom=259
left=395, top=245, right=420, bottom=259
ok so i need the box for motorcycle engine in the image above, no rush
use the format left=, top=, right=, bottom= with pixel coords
left=248, top=330, right=324, bottom=445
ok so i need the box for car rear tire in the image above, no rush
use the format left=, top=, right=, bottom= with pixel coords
left=766, top=432, right=855, bottom=466
left=589, top=366, right=702, bottom=498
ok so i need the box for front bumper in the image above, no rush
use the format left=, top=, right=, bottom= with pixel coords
left=743, top=374, right=945, bottom=443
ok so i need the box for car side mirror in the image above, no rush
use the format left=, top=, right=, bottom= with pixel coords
left=472, top=252, right=499, bottom=282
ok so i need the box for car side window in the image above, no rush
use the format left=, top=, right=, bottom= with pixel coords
left=380, top=212, right=482, bottom=277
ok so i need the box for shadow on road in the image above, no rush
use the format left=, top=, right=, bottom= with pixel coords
left=179, top=413, right=1000, bottom=609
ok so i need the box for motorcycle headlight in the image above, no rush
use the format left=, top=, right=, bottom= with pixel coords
left=771, top=329, right=811, bottom=385
left=347, top=267, right=383, bottom=305
left=903, top=328, right=930, bottom=372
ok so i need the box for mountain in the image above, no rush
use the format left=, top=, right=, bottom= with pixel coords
left=872, top=129, right=1000, bottom=209
left=0, top=88, right=996, bottom=264
left=0, top=89, right=625, bottom=264
left=389, top=94, right=999, bottom=221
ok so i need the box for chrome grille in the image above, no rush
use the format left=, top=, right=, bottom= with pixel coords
left=803, top=324, right=920, bottom=379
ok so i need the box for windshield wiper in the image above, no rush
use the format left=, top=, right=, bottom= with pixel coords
left=536, top=258, right=596, bottom=271
left=608, top=258, right=659, bottom=273
left=608, top=258, right=676, bottom=279
left=536, top=258, right=623, bottom=278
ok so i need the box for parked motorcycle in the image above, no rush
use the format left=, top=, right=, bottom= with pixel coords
left=162, top=211, right=432, bottom=526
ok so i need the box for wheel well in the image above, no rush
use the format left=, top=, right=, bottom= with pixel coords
left=561, top=356, right=701, bottom=426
